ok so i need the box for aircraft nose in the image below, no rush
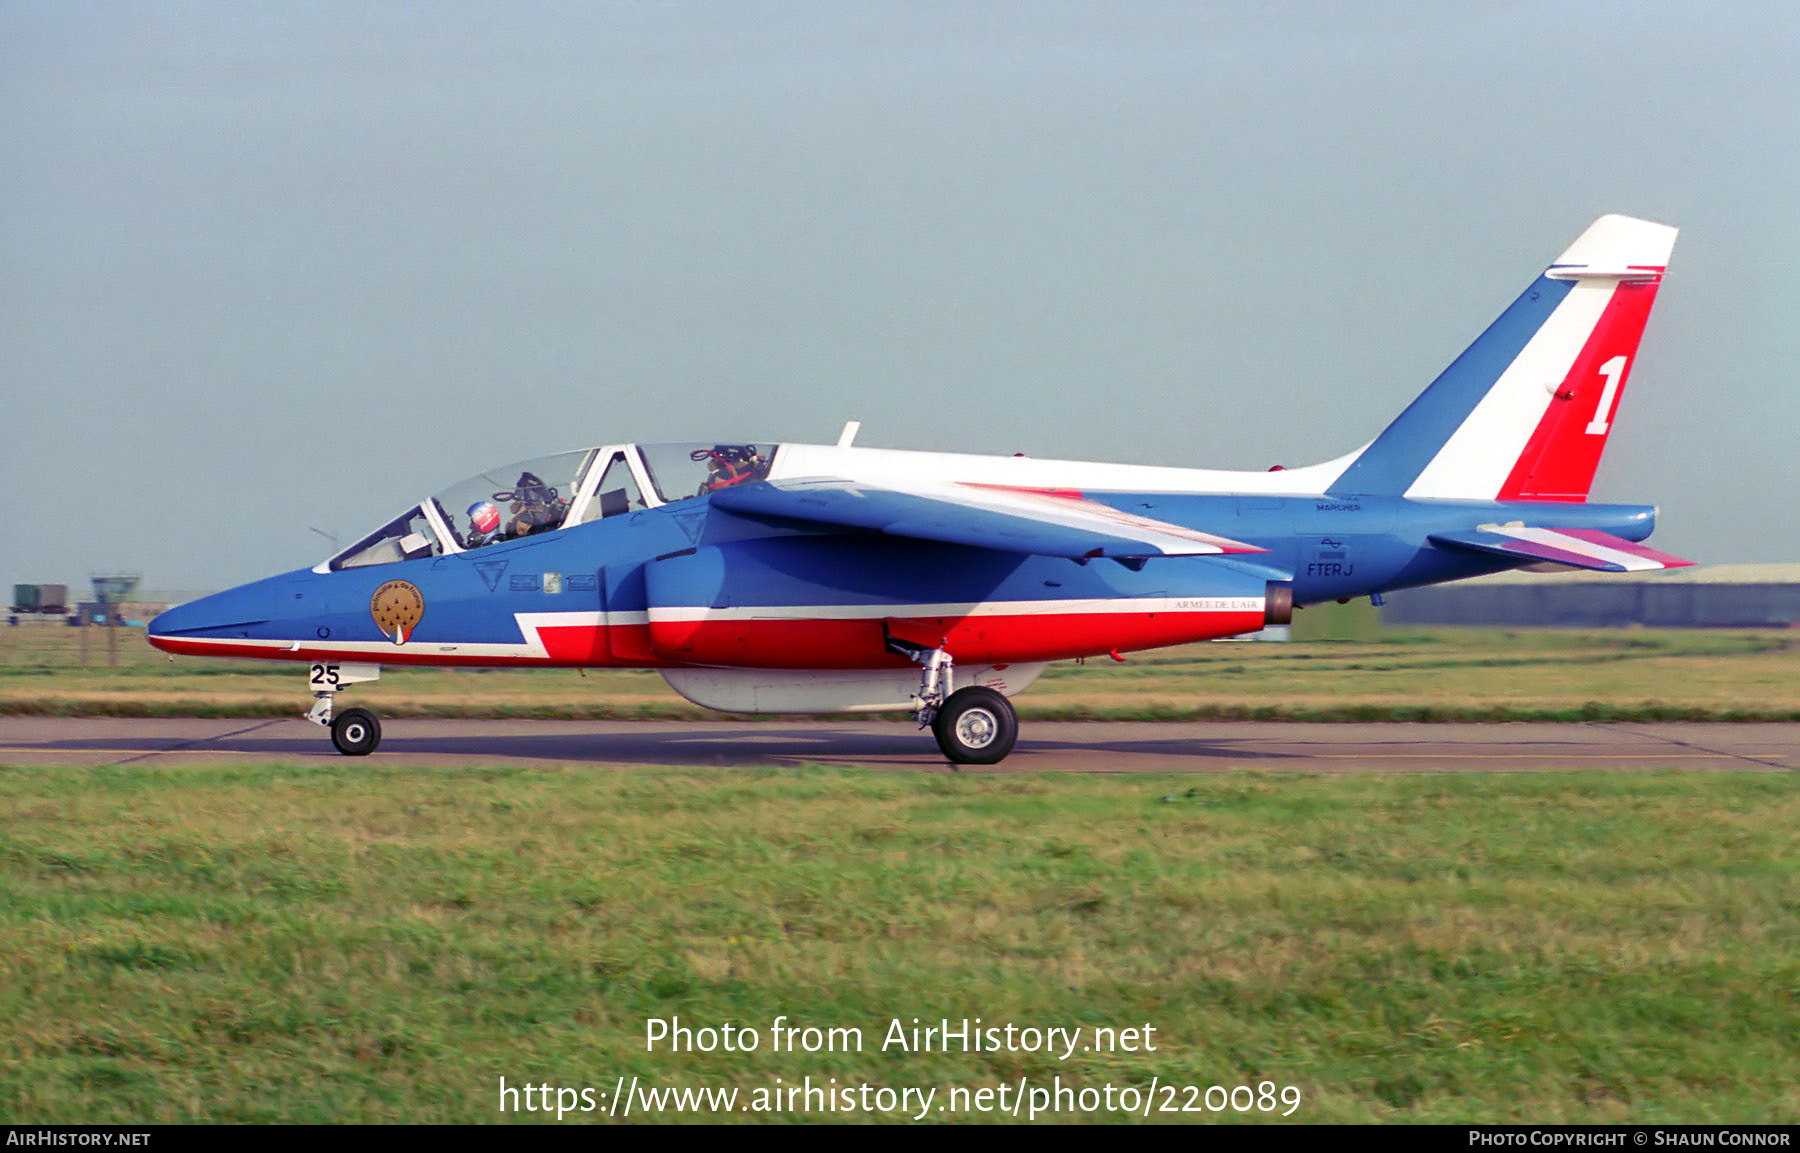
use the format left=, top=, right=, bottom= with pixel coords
left=145, top=581, right=278, bottom=653
left=145, top=599, right=210, bottom=645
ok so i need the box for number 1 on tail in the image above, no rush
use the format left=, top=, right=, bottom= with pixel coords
left=1584, top=355, right=1629, bottom=436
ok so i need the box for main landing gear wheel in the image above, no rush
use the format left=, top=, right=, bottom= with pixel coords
left=331, top=707, right=382, bottom=757
left=932, top=687, right=1018, bottom=765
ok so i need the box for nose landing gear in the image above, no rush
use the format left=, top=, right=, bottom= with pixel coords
left=305, top=662, right=384, bottom=756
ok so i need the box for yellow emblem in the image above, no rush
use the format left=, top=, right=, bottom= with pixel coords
left=370, top=580, right=425, bottom=645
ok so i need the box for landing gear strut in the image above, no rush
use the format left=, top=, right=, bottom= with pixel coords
left=887, top=636, right=1019, bottom=765
left=305, top=662, right=384, bottom=756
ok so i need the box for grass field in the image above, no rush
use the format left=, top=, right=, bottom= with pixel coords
left=5, top=623, right=1797, bottom=1123
left=5, top=621, right=1800, bottom=722
left=2, top=763, right=1796, bottom=1124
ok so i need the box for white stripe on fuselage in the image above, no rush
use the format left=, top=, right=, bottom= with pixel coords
left=644, top=597, right=1265, bottom=623
left=769, top=442, right=1362, bottom=495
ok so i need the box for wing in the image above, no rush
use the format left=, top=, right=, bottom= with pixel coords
left=707, top=478, right=1267, bottom=560
left=1430, top=525, right=1693, bottom=572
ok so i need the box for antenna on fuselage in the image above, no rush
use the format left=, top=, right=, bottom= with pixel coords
left=837, top=421, right=860, bottom=448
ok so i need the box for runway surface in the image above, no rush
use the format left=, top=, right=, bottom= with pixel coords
left=2, top=717, right=1798, bottom=772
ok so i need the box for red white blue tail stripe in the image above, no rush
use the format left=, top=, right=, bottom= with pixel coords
left=1329, top=215, right=1677, bottom=502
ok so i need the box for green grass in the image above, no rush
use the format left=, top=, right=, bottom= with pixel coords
left=2, top=764, right=1796, bottom=1123
left=6, top=623, right=1800, bottom=723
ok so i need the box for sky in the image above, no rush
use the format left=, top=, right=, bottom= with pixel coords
left=4, top=1, right=1797, bottom=595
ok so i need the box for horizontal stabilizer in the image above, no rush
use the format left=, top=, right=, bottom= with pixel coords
left=709, top=478, right=1268, bottom=560
left=1430, top=525, right=1693, bottom=573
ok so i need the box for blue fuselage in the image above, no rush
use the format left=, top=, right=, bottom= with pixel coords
left=148, top=492, right=1657, bottom=670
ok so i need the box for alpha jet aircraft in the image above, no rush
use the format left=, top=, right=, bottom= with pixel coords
left=149, top=214, right=1690, bottom=763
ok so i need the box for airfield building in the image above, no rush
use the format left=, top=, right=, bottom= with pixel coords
left=1382, top=564, right=1800, bottom=628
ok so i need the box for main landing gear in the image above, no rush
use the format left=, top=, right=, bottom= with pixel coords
left=931, top=686, right=1018, bottom=765
left=304, top=662, right=384, bottom=756
left=889, top=638, right=1019, bottom=765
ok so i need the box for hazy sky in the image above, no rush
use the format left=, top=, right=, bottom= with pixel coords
left=4, top=1, right=1796, bottom=594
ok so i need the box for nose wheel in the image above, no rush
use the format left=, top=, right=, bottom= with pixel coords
left=304, top=662, right=384, bottom=756
left=330, top=707, right=382, bottom=756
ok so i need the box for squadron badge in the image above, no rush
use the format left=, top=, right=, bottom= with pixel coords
left=370, top=580, right=425, bottom=645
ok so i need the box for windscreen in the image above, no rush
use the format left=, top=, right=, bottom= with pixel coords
left=330, top=507, right=444, bottom=570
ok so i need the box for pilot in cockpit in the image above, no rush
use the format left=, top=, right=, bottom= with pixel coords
left=694, top=445, right=769, bottom=494
left=500, top=471, right=568, bottom=539
left=459, top=471, right=569, bottom=548
left=464, top=500, right=503, bottom=547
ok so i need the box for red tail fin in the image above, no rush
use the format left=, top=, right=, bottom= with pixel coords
left=1497, top=273, right=1664, bottom=502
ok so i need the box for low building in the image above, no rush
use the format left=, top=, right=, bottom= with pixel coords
left=1381, top=564, right=1800, bottom=628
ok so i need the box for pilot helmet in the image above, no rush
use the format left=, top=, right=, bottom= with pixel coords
left=467, top=501, right=502, bottom=535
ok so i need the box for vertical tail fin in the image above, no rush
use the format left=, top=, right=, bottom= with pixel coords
left=1328, top=215, right=1677, bottom=502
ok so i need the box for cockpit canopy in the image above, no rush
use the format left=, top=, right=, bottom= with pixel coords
left=323, top=443, right=778, bottom=571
